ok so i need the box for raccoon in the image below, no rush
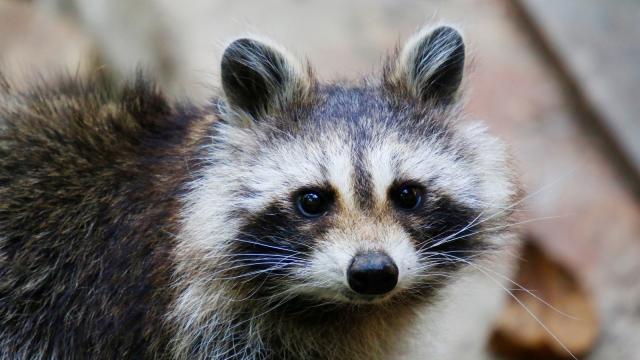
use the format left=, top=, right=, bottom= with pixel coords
left=0, top=25, right=519, bottom=359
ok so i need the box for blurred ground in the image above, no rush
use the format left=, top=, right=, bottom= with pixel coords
left=1, top=0, right=639, bottom=359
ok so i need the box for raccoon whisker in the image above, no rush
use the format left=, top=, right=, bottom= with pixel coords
left=213, top=253, right=309, bottom=270
left=209, top=262, right=302, bottom=282
left=231, top=238, right=307, bottom=254
left=418, top=250, right=491, bottom=260
left=413, top=254, right=499, bottom=272
left=234, top=274, right=280, bottom=303
left=471, top=200, right=532, bottom=212
left=413, top=252, right=445, bottom=260
left=266, top=231, right=316, bottom=250
left=209, top=254, right=311, bottom=266
left=413, top=258, right=479, bottom=271
left=410, top=265, right=461, bottom=275
left=233, top=230, right=314, bottom=250
left=219, top=271, right=302, bottom=304
left=210, top=262, right=309, bottom=278
left=419, top=215, right=566, bottom=252
left=413, top=267, right=455, bottom=274
left=412, top=272, right=458, bottom=279
left=421, top=168, right=575, bottom=251
left=203, top=252, right=304, bottom=260
left=414, top=256, right=464, bottom=266
left=417, top=250, right=500, bottom=263
left=431, top=166, right=579, bottom=248
left=414, top=261, right=455, bottom=269
left=474, top=170, right=573, bottom=221
left=230, top=262, right=305, bottom=276
left=239, top=291, right=305, bottom=328
left=437, top=252, right=497, bottom=264
left=208, top=252, right=310, bottom=263
left=212, top=271, right=295, bottom=285
left=426, top=211, right=487, bottom=249
left=423, top=249, right=502, bottom=256
left=218, top=254, right=308, bottom=286
left=440, top=253, right=580, bottom=321
left=415, top=255, right=471, bottom=266
left=435, top=253, right=578, bottom=360
left=419, top=256, right=471, bottom=264
left=420, top=248, right=527, bottom=268
left=416, top=252, right=484, bottom=266
left=427, top=215, right=559, bottom=250
left=204, top=319, right=255, bottom=360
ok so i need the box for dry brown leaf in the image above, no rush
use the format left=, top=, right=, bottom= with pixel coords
left=489, top=240, right=599, bottom=359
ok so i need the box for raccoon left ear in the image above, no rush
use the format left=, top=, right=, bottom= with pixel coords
left=386, top=25, right=465, bottom=105
left=221, top=37, right=313, bottom=121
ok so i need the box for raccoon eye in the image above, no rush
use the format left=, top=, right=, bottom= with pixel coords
left=391, top=184, right=424, bottom=210
left=296, top=191, right=329, bottom=218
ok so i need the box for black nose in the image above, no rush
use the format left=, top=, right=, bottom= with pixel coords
left=347, top=251, right=399, bottom=295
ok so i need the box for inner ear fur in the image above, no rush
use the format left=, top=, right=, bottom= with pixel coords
left=220, top=37, right=315, bottom=121
left=384, top=25, right=466, bottom=105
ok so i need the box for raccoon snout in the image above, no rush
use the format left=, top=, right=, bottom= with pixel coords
left=347, top=251, right=399, bottom=295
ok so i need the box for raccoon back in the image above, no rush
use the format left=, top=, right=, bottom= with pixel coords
left=0, top=75, right=207, bottom=359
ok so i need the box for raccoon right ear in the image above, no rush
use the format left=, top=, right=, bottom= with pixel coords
left=221, top=38, right=313, bottom=122
left=385, top=25, right=465, bottom=105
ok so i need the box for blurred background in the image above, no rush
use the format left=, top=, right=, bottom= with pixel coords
left=1, top=0, right=638, bottom=359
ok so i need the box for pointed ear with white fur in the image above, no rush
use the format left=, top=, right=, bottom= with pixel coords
left=221, top=37, right=314, bottom=121
left=385, top=25, right=465, bottom=105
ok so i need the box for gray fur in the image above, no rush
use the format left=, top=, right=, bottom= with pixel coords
left=0, top=25, right=519, bottom=359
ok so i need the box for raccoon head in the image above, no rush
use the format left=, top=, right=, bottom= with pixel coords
left=178, top=26, right=517, bottom=312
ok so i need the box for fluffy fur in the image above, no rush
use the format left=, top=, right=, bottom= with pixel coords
left=0, top=25, right=519, bottom=359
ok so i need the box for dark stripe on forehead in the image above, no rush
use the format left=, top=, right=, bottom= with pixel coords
left=351, top=133, right=375, bottom=211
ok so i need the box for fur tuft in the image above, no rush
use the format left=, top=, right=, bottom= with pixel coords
left=220, top=36, right=317, bottom=126
left=383, top=24, right=466, bottom=105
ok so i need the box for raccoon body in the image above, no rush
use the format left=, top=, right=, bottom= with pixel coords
left=0, top=26, right=518, bottom=359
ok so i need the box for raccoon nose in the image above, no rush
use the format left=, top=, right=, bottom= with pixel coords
left=347, top=252, right=399, bottom=295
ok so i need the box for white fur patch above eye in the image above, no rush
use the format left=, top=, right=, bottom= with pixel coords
left=325, top=141, right=356, bottom=209
left=455, top=122, right=515, bottom=212
left=217, top=132, right=358, bottom=213
left=400, top=145, right=477, bottom=203
left=233, top=141, right=326, bottom=211
left=364, top=134, right=479, bottom=208
left=366, top=141, right=397, bottom=205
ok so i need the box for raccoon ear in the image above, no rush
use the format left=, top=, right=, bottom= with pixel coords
left=386, top=25, right=465, bottom=105
left=221, top=37, right=313, bottom=120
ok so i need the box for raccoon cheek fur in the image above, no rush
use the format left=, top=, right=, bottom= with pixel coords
left=0, top=24, right=519, bottom=359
